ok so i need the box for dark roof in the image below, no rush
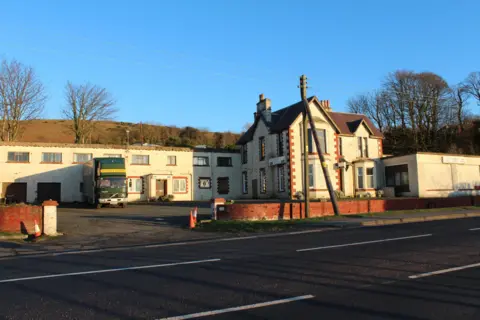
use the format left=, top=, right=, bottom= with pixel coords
left=328, top=112, right=383, bottom=137
left=236, top=97, right=383, bottom=145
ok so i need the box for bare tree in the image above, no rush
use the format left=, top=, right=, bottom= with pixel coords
left=449, top=84, right=470, bottom=131
left=465, top=72, right=480, bottom=106
left=63, top=82, right=116, bottom=144
left=0, top=59, right=46, bottom=141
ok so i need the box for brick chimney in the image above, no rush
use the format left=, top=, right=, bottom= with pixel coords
left=256, top=93, right=272, bottom=122
left=319, top=100, right=331, bottom=111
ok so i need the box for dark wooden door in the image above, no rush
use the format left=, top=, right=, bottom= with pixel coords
left=252, top=179, right=258, bottom=199
left=37, top=182, right=61, bottom=203
left=156, top=179, right=167, bottom=197
left=2, top=182, right=27, bottom=203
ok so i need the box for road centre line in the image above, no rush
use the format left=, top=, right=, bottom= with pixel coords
left=0, top=229, right=328, bottom=261
left=158, top=294, right=315, bottom=320
left=469, top=227, right=480, bottom=231
left=0, top=258, right=221, bottom=284
left=409, top=262, right=480, bottom=279
left=296, top=234, right=432, bottom=252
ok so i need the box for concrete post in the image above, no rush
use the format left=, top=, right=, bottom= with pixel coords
left=42, top=200, right=59, bottom=236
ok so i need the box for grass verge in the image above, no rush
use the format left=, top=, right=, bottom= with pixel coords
left=357, top=206, right=479, bottom=218
left=195, top=218, right=333, bottom=233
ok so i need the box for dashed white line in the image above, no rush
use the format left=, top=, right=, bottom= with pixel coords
left=158, top=294, right=315, bottom=319
left=409, top=262, right=480, bottom=279
left=469, top=227, right=480, bottom=231
left=0, top=258, right=221, bottom=283
left=296, top=234, right=432, bottom=252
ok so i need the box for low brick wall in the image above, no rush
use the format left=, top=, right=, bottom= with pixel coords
left=0, top=205, right=42, bottom=234
left=219, top=196, right=479, bottom=221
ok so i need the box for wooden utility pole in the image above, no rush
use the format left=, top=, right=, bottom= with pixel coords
left=300, top=75, right=310, bottom=218
left=300, top=75, right=340, bottom=216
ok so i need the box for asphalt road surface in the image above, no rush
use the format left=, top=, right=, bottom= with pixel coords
left=0, top=218, right=479, bottom=320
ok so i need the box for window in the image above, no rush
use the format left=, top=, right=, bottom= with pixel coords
left=242, top=171, right=248, bottom=194
left=167, top=155, right=176, bottom=165
left=173, top=177, right=187, bottom=193
left=259, top=136, right=265, bottom=161
left=128, top=177, right=143, bottom=193
left=278, top=166, right=285, bottom=192
left=338, top=137, right=343, bottom=156
left=217, top=177, right=229, bottom=194
left=8, top=152, right=29, bottom=163
left=198, top=177, right=211, bottom=189
left=241, top=145, right=248, bottom=164
left=366, top=167, right=374, bottom=188
left=364, top=137, right=369, bottom=158
left=194, top=156, right=209, bottom=166
left=73, top=153, right=92, bottom=163
left=79, top=182, right=84, bottom=193
left=132, top=154, right=149, bottom=165
left=357, top=167, right=364, bottom=189
left=308, top=164, right=314, bottom=187
left=104, top=154, right=122, bottom=158
left=42, top=152, right=62, bottom=163
left=259, top=168, right=266, bottom=193
left=308, top=129, right=327, bottom=154
left=278, top=133, right=284, bottom=156
left=357, top=137, right=363, bottom=157
left=385, top=164, right=410, bottom=192
left=217, top=157, right=232, bottom=167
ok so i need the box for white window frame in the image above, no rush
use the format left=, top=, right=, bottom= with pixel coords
left=74, top=153, right=92, bottom=163
left=308, top=164, right=314, bottom=188
left=128, top=178, right=143, bottom=193
left=198, top=177, right=211, bottom=189
left=259, top=168, right=266, bottom=193
left=278, top=166, right=285, bottom=192
left=167, top=155, right=177, bottom=165
left=193, top=156, right=209, bottom=166
left=242, top=171, right=248, bottom=194
left=7, top=152, right=30, bottom=163
left=366, top=167, right=374, bottom=189
left=357, top=167, right=364, bottom=189
left=132, top=154, right=149, bottom=165
left=42, top=152, right=62, bottom=163
left=173, top=177, right=187, bottom=193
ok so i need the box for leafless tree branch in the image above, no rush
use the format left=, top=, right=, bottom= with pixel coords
left=63, top=82, right=117, bottom=144
left=0, top=59, right=46, bottom=141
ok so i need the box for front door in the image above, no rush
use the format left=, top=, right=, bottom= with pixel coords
left=252, top=179, right=258, bottom=199
left=339, top=169, right=344, bottom=193
left=156, top=179, right=167, bottom=197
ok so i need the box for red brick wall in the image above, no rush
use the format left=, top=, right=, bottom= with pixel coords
left=221, top=196, right=479, bottom=221
left=0, top=206, right=42, bottom=234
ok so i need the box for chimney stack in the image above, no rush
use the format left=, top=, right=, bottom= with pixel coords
left=256, top=93, right=271, bottom=113
left=319, top=100, right=331, bottom=111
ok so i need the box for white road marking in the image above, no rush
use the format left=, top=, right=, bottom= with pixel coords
left=158, top=294, right=315, bottom=320
left=469, top=227, right=480, bottom=231
left=296, top=234, right=432, bottom=252
left=409, top=262, right=480, bottom=279
left=0, top=229, right=329, bottom=261
left=0, top=258, right=221, bottom=283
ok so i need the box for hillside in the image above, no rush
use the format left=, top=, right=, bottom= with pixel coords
left=17, top=120, right=241, bottom=148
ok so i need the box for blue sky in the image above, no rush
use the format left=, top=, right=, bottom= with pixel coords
left=1, top=0, right=478, bottom=133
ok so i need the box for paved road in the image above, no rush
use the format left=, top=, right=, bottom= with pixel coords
left=0, top=218, right=479, bottom=319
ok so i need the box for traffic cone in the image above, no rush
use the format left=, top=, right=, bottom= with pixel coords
left=193, top=207, right=198, bottom=224
left=189, top=210, right=196, bottom=229
left=34, top=219, right=41, bottom=238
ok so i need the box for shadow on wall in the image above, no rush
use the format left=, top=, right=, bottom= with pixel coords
left=3, top=165, right=85, bottom=204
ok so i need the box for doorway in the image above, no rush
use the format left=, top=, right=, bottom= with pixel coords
left=37, top=182, right=61, bottom=203
left=2, top=182, right=27, bottom=203
left=156, top=179, right=167, bottom=197
left=252, top=179, right=258, bottom=199
left=339, top=169, right=344, bottom=193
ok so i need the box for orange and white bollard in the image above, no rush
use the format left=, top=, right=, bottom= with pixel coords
left=33, top=219, right=42, bottom=238
left=193, top=207, right=198, bottom=224
left=189, top=210, right=196, bottom=229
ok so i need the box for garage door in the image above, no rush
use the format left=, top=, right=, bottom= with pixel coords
left=37, top=183, right=61, bottom=203
left=1, top=182, right=27, bottom=203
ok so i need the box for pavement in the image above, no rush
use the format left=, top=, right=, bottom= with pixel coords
left=0, top=217, right=479, bottom=319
